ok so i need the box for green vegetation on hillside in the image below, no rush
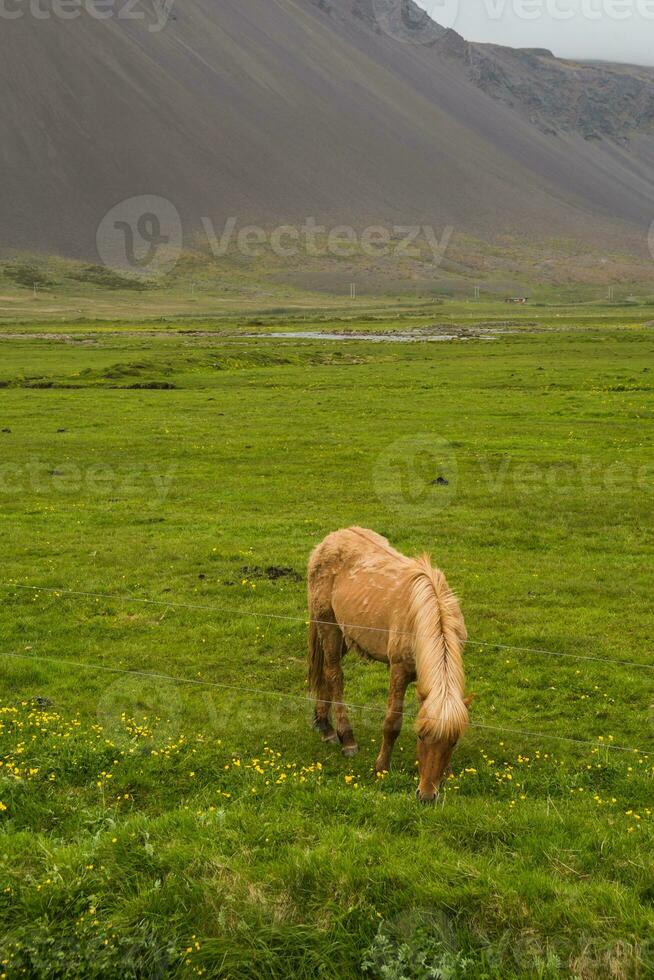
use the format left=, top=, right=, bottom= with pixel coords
left=1, top=245, right=654, bottom=327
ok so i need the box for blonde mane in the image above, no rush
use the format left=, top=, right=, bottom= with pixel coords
left=409, top=555, right=469, bottom=741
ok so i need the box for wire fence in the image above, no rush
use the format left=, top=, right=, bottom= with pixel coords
left=2, top=582, right=653, bottom=673
left=0, top=644, right=650, bottom=757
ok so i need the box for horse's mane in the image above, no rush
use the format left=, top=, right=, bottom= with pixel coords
left=409, top=556, right=468, bottom=741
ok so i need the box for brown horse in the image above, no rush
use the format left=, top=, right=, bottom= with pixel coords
left=308, top=527, right=471, bottom=802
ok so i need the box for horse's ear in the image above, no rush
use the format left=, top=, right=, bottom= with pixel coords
left=464, top=693, right=477, bottom=709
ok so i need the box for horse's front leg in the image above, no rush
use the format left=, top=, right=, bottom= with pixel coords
left=375, top=663, right=412, bottom=774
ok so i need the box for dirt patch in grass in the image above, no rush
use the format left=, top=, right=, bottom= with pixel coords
left=240, top=565, right=303, bottom=582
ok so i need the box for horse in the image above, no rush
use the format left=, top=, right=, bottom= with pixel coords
left=307, top=527, right=471, bottom=802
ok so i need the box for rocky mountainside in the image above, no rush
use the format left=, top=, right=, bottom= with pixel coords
left=357, top=0, right=654, bottom=140
left=0, top=0, right=652, bottom=258
left=466, top=44, right=654, bottom=141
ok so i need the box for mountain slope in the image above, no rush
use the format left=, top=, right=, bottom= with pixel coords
left=1, top=0, right=653, bottom=259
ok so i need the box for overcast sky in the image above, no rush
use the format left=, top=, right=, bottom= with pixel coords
left=416, top=0, right=654, bottom=65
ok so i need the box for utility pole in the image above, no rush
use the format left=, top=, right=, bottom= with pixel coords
left=350, top=283, right=356, bottom=300
left=474, top=285, right=480, bottom=300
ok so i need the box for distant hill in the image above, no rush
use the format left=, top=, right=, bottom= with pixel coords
left=1, top=0, right=653, bottom=260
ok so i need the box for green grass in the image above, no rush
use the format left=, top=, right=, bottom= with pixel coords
left=0, top=311, right=652, bottom=978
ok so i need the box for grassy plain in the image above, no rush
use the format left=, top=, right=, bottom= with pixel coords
left=0, top=300, right=652, bottom=977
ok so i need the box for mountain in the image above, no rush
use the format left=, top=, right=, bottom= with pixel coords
left=1, top=0, right=653, bottom=260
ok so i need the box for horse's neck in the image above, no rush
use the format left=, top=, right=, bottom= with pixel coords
left=347, top=527, right=411, bottom=564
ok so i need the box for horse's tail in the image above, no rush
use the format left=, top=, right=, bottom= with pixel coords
left=308, top=617, right=325, bottom=695
left=409, top=556, right=468, bottom=741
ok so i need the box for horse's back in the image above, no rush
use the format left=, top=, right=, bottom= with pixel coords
left=308, top=528, right=414, bottom=660
left=309, top=526, right=407, bottom=573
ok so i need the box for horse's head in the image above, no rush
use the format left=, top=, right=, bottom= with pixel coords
left=415, top=694, right=476, bottom=803
left=415, top=733, right=458, bottom=803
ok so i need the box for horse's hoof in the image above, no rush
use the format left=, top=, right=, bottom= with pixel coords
left=342, top=744, right=359, bottom=758
left=322, top=732, right=339, bottom=745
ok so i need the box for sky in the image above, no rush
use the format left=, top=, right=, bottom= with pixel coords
left=415, top=0, right=654, bottom=65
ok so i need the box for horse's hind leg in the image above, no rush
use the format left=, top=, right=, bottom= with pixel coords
left=320, top=622, right=358, bottom=757
left=309, top=618, right=338, bottom=744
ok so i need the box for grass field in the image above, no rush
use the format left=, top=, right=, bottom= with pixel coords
left=0, top=305, right=652, bottom=978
